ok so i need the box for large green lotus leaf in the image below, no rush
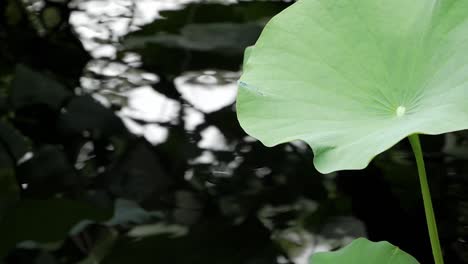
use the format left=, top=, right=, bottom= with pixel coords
left=237, top=0, right=468, bottom=173
left=309, top=238, right=419, bottom=263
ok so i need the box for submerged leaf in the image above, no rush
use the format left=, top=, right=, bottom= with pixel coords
left=310, top=238, right=419, bottom=264
left=237, top=0, right=468, bottom=173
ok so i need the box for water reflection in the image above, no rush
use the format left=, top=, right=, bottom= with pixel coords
left=175, top=70, right=239, bottom=113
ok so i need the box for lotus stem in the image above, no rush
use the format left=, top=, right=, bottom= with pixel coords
left=408, top=134, right=444, bottom=264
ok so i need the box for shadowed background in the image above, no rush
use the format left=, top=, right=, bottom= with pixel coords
left=0, top=0, right=467, bottom=263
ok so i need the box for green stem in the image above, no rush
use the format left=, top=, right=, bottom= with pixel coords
left=408, top=134, right=444, bottom=264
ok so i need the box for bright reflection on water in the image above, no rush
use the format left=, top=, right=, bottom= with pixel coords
left=70, top=0, right=243, bottom=148
left=175, top=70, right=240, bottom=113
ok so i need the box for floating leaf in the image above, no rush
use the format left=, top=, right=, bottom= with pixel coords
left=124, top=23, right=263, bottom=55
left=237, top=0, right=468, bottom=173
left=122, top=2, right=291, bottom=74
left=310, top=238, right=419, bottom=263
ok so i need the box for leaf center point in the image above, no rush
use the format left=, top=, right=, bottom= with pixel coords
left=396, top=106, right=406, bottom=117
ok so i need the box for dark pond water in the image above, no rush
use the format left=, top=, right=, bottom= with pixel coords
left=0, top=0, right=467, bottom=263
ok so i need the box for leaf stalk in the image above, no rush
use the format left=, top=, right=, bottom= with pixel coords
left=408, top=134, right=444, bottom=264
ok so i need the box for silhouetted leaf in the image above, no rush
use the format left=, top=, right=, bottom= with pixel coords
left=58, top=96, right=127, bottom=138
left=0, top=199, right=112, bottom=258
left=10, top=65, right=71, bottom=111
left=0, top=121, right=30, bottom=162
left=17, top=145, right=78, bottom=198
left=102, top=218, right=283, bottom=264
left=103, top=139, right=171, bottom=202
